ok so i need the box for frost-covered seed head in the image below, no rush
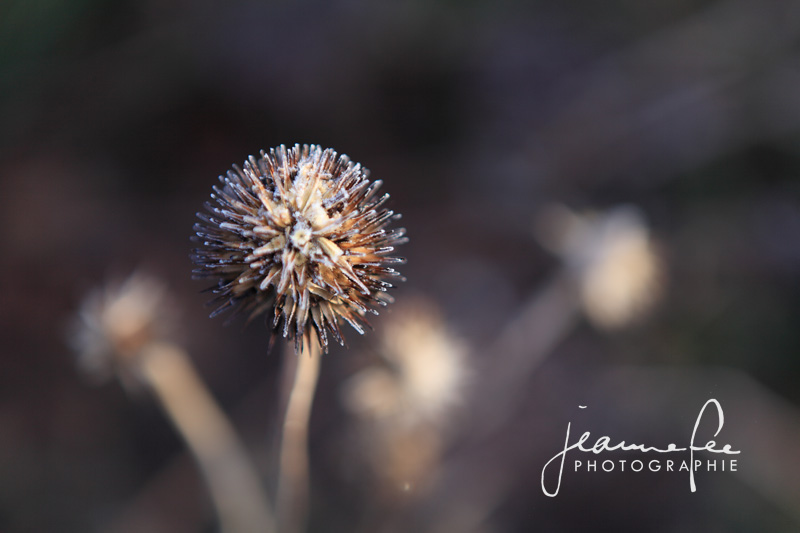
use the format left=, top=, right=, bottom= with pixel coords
left=192, top=144, right=407, bottom=352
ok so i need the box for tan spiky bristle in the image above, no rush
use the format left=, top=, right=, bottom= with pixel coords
left=192, top=144, right=407, bottom=352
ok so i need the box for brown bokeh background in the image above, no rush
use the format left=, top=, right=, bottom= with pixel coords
left=1, top=0, right=800, bottom=531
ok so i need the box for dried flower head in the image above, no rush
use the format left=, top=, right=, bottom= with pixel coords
left=70, top=273, right=175, bottom=384
left=341, top=298, right=466, bottom=495
left=536, top=204, right=664, bottom=329
left=192, top=144, right=407, bottom=351
left=342, top=297, right=467, bottom=427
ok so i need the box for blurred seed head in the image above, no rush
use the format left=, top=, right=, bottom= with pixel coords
left=69, top=273, right=175, bottom=384
left=342, top=297, right=467, bottom=428
left=537, top=204, right=664, bottom=329
left=342, top=298, right=467, bottom=495
left=192, top=144, right=407, bottom=352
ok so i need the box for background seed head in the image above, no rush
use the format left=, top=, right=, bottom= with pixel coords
left=69, top=273, right=176, bottom=386
left=342, top=296, right=467, bottom=427
left=192, top=144, right=407, bottom=352
left=536, top=204, right=663, bottom=330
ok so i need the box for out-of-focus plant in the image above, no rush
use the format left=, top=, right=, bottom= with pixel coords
left=412, top=204, right=666, bottom=532
left=342, top=297, right=468, bottom=504
left=537, top=204, right=664, bottom=330
left=70, top=273, right=275, bottom=533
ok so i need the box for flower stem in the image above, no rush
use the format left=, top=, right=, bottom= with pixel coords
left=276, top=334, right=322, bottom=533
left=138, top=341, right=275, bottom=533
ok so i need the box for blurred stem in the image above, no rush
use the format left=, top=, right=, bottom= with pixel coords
left=277, top=334, right=321, bottom=533
left=138, top=342, right=275, bottom=533
left=417, top=273, right=582, bottom=533
left=471, top=272, right=580, bottom=440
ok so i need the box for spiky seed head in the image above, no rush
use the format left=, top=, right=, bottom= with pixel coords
left=192, top=144, right=407, bottom=352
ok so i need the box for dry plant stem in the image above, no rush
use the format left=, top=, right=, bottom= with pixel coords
left=406, top=273, right=582, bottom=533
left=138, top=342, right=275, bottom=533
left=472, top=272, right=580, bottom=440
left=277, top=334, right=322, bottom=533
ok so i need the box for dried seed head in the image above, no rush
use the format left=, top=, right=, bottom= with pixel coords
left=537, top=204, right=664, bottom=329
left=69, top=273, right=175, bottom=385
left=342, top=297, right=467, bottom=427
left=192, top=144, right=407, bottom=352
left=341, top=298, right=466, bottom=494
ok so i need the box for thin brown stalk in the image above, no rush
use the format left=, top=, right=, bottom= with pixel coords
left=398, top=273, right=582, bottom=533
left=470, top=272, right=580, bottom=440
left=276, top=333, right=322, bottom=533
left=138, top=341, right=275, bottom=533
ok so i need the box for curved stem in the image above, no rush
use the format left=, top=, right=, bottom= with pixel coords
left=138, top=342, right=276, bottom=533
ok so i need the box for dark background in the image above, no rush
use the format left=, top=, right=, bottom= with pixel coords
left=1, top=0, right=799, bottom=531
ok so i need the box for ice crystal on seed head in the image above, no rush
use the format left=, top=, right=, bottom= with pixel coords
left=192, top=144, right=407, bottom=352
